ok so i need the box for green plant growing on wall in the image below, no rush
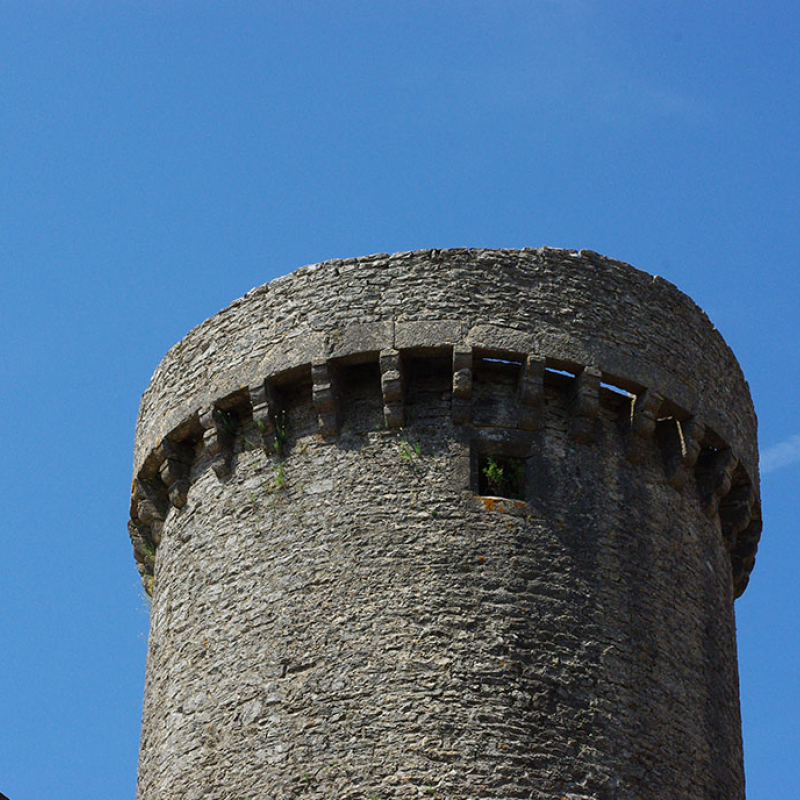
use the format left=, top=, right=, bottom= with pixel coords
left=273, top=410, right=288, bottom=458
left=260, top=462, right=287, bottom=501
left=140, top=538, right=156, bottom=564
left=216, top=407, right=239, bottom=436
left=273, top=462, right=286, bottom=490
left=399, top=439, right=421, bottom=463
left=482, top=456, right=524, bottom=499
left=139, top=585, right=153, bottom=615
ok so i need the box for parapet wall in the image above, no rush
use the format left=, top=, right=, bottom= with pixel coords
left=130, top=248, right=761, bottom=599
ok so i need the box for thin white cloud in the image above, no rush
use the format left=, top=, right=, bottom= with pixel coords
left=761, top=435, right=800, bottom=474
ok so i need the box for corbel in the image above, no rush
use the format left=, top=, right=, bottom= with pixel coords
left=452, top=347, right=473, bottom=425
left=569, top=366, right=601, bottom=444
left=662, top=416, right=705, bottom=490
left=719, top=482, right=755, bottom=551
left=250, top=378, right=278, bottom=435
left=732, top=513, right=762, bottom=597
left=157, top=439, right=194, bottom=509
left=517, top=355, right=545, bottom=431
left=380, top=349, right=405, bottom=429
left=312, top=359, right=340, bottom=437
left=200, top=406, right=235, bottom=479
left=626, top=388, right=663, bottom=464
left=696, top=448, right=739, bottom=518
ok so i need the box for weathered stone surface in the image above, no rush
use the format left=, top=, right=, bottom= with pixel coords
left=311, top=359, right=339, bottom=437
left=328, top=321, right=394, bottom=360
left=517, top=355, right=545, bottom=431
left=379, top=348, right=405, bottom=429
left=569, top=365, right=601, bottom=444
left=451, top=347, right=473, bottom=425
left=662, top=416, right=705, bottom=491
left=130, top=248, right=761, bottom=800
left=626, top=388, right=663, bottom=464
left=134, top=249, right=759, bottom=483
left=395, top=319, right=463, bottom=351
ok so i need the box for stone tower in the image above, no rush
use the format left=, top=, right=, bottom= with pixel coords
left=129, top=248, right=761, bottom=800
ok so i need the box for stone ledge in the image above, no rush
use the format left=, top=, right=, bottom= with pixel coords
left=129, top=345, right=760, bottom=600
left=133, top=249, right=758, bottom=487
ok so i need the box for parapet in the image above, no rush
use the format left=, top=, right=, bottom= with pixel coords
left=129, top=247, right=761, bottom=598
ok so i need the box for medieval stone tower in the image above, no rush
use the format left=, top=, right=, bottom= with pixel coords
left=129, top=248, right=761, bottom=800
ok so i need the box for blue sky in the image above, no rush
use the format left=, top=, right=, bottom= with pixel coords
left=1, top=2, right=798, bottom=798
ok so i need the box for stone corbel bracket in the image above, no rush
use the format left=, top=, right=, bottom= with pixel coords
left=131, top=316, right=760, bottom=600
left=250, top=379, right=278, bottom=436
left=517, top=356, right=545, bottom=431
left=626, top=389, right=664, bottom=464
left=660, top=417, right=705, bottom=491
left=157, top=439, right=194, bottom=509
left=452, top=347, right=473, bottom=425
left=569, top=366, right=601, bottom=444
left=380, top=349, right=405, bottom=429
left=312, top=359, right=340, bottom=437
left=200, top=406, right=236, bottom=479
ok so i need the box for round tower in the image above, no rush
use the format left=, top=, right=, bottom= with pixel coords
left=129, top=248, right=761, bottom=800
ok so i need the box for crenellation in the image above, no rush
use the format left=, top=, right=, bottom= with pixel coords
left=128, top=343, right=761, bottom=600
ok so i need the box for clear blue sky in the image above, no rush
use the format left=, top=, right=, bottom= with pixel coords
left=1, top=3, right=797, bottom=798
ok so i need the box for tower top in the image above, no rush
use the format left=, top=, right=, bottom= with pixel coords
left=135, top=246, right=758, bottom=479
left=132, top=247, right=760, bottom=596
left=131, top=247, right=761, bottom=799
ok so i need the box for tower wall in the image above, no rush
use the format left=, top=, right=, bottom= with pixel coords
left=130, top=248, right=761, bottom=799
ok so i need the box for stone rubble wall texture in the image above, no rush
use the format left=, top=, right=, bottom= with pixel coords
left=129, top=248, right=762, bottom=800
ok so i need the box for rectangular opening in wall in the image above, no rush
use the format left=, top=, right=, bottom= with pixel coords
left=599, top=382, right=635, bottom=418
left=600, top=381, right=634, bottom=398
left=338, top=361, right=383, bottom=433
left=477, top=452, right=526, bottom=500
left=473, top=356, right=522, bottom=428
left=405, top=355, right=452, bottom=422
left=543, top=367, right=576, bottom=395
left=544, top=366, right=576, bottom=379
left=482, top=356, right=523, bottom=367
left=275, top=368, right=315, bottom=442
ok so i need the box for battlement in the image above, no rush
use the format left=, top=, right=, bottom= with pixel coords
left=134, top=249, right=758, bottom=473
left=130, top=331, right=760, bottom=599
left=130, top=249, right=761, bottom=598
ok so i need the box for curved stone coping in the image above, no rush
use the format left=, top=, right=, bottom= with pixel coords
left=129, top=344, right=761, bottom=600
left=133, top=248, right=759, bottom=486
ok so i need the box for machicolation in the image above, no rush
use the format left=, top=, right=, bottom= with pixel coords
left=130, top=247, right=761, bottom=799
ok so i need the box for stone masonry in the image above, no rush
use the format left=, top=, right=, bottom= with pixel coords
left=129, top=248, right=761, bottom=799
